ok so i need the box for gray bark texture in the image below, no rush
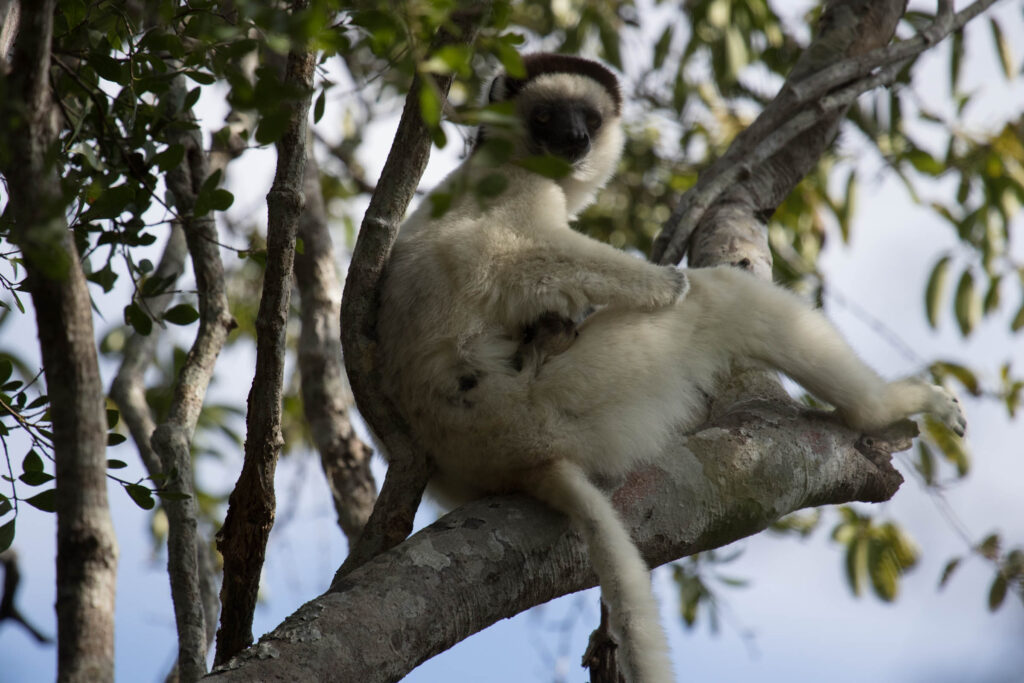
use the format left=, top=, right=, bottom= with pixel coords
left=0, top=2, right=118, bottom=681
left=215, top=32, right=316, bottom=665
left=152, top=75, right=238, bottom=683
left=295, top=142, right=377, bottom=544
left=206, top=408, right=912, bottom=683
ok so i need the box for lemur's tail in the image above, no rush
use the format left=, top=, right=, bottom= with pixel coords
left=528, top=460, right=673, bottom=683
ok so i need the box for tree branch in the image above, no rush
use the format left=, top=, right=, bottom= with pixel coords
left=205, top=404, right=913, bottom=682
left=652, top=0, right=997, bottom=267
left=215, top=24, right=316, bottom=666
left=337, top=0, right=491, bottom=577
left=295, top=140, right=376, bottom=544
left=153, top=75, right=238, bottom=683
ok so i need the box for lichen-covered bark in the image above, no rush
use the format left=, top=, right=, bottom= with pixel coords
left=1, top=3, right=117, bottom=680
left=206, top=406, right=912, bottom=682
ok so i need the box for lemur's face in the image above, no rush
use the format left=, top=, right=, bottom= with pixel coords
left=481, top=54, right=622, bottom=169
left=524, top=96, right=604, bottom=164
left=511, top=70, right=619, bottom=168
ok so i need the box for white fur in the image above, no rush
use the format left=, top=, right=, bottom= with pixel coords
left=377, top=64, right=966, bottom=683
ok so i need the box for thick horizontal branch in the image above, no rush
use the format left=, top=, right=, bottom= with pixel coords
left=206, top=401, right=913, bottom=683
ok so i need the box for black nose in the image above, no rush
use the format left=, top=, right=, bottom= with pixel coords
left=535, top=107, right=591, bottom=163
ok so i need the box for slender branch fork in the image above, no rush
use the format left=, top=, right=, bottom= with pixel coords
left=652, top=0, right=1002, bottom=265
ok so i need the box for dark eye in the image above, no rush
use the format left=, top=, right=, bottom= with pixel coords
left=533, top=107, right=551, bottom=124
left=585, top=111, right=601, bottom=130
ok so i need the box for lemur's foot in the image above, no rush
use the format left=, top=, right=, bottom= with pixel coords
left=928, top=384, right=967, bottom=437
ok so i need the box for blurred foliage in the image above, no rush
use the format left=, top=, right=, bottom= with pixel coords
left=0, top=0, right=1021, bottom=641
left=672, top=548, right=748, bottom=632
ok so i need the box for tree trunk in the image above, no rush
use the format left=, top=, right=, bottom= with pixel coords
left=0, top=2, right=118, bottom=681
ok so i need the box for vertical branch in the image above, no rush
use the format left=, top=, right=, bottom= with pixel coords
left=295, top=140, right=376, bottom=544
left=337, top=3, right=489, bottom=578
left=109, top=224, right=221, bottom=683
left=0, top=2, right=118, bottom=681
left=152, top=77, right=238, bottom=683
left=214, top=24, right=315, bottom=665
left=110, top=224, right=187, bottom=479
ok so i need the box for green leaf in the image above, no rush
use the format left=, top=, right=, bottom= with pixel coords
left=313, top=89, right=326, bottom=124
left=86, top=265, right=118, bottom=293
left=0, top=359, right=10, bottom=385
left=25, top=489, right=57, bottom=512
left=106, top=408, right=119, bottom=430
left=845, top=536, right=867, bottom=597
left=255, top=108, right=290, bottom=145
left=1011, top=300, right=1024, bottom=332
left=208, top=189, right=234, bottom=212
left=517, top=154, right=572, bottom=179
left=155, top=490, right=192, bottom=501
left=124, top=302, right=153, bottom=336
left=475, top=173, right=509, bottom=198
left=422, top=45, right=472, bottom=77
left=950, top=27, right=964, bottom=93
left=978, top=533, right=1001, bottom=560
left=107, top=433, right=127, bottom=446
left=163, top=304, right=200, bottom=325
left=429, top=192, right=452, bottom=219
left=494, top=39, right=526, bottom=79
left=953, top=269, right=979, bottom=337
left=983, top=275, right=1002, bottom=314
left=0, top=520, right=14, bottom=553
left=83, top=184, right=135, bottom=221
left=153, top=144, right=185, bottom=172
left=907, top=149, right=944, bottom=176
left=107, top=459, right=128, bottom=469
left=184, top=86, right=201, bottom=111
left=418, top=82, right=441, bottom=128
left=938, top=557, right=961, bottom=589
left=19, top=470, right=54, bottom=486
left=989, top=18, right=1015, bottom=80
left=915, top=441, right=935, bottom=485
left=22, top=449, right=44, bottom=473
left=653, top=25, right=673, bottom=69
left=0, top=495, right=11, bottom=516
left=988, top=574, right=1008, bottom=611
left=184, top=70, right=216, bottom=85
left=867, top=538, right=898, bottom=601
left=925, top=256, right=951, bottom=329
left=125, top=483, right=155, bottom=510
left=931, top=361, right=980, bottom=396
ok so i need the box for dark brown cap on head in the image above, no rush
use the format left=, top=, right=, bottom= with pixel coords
left=489, top=53, right=622, bottom=114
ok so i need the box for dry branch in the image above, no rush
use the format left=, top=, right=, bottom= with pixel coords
left=215, top=35, right=316, bottom=665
